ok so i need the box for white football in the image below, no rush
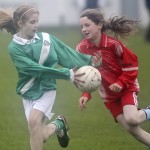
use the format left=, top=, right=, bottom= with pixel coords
left=75, top=66, right=101, bottom=92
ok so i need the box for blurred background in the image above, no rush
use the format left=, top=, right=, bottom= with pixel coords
left=0, top=0, right=149, bottom=27
left=0, top=0, right=150, bottom=150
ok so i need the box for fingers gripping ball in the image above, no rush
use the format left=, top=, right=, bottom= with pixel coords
left=75, top=66, right=101, bottom=92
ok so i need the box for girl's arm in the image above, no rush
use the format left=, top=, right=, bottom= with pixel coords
left=115, top=42, right=138, bottom=89
left=9, top=46, right=71, bottom=80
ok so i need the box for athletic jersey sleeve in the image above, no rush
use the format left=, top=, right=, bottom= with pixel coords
left=50, top=35, right=92, bottom=68
left=8, top=45, right=71, bottom=80
left=115, top=42, right=138, bottom=89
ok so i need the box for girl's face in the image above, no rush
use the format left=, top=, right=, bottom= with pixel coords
left=18, top=13, right=39, bottom=39
left=80, top=16, right=102, bottom=41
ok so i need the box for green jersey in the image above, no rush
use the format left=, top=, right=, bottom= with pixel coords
left=8, top=32, right=91, bottom=100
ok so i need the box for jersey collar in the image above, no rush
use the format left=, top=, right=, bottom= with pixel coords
left=13, top=33, right=40, bottom=45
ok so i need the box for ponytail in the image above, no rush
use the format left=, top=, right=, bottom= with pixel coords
left=103, top=16, right=139, bottom=39
left=0, top=9, right=16, bottom=35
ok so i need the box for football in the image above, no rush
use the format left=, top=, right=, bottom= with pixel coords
left=74, top=66, right=101, bottom=92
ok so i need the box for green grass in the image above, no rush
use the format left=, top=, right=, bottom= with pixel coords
left=0, top=28, right=150, bottom=150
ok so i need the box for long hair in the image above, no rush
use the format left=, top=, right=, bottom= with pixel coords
left=0, top=5, right=39, bottom=35
left=80, top=8, right=139, bottom=39
left=0, top=8, right=15, bottom=34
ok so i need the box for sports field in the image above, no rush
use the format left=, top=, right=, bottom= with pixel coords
left=0, top=27, right=150, bottom=150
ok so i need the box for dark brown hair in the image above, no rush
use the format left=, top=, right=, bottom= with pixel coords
left=0, top=5, right=39, bottom=35
left=80, top=8, right=139, bottom=39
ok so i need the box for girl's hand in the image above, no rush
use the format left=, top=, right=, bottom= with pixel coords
left=79, top=96, right=89, bottom=110
left=91, top=52, right=102, bottom=68
left=109, top=83, right=123, bottom=93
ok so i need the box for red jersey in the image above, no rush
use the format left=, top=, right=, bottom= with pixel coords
left=76, top=33, right=139, bottom=102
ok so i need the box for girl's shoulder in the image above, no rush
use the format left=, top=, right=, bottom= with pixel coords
left=106, top=34, right=123, bottom=47
left=76, top=38, right=87, bottom=50
left=8, top=40, right=19, bottom=51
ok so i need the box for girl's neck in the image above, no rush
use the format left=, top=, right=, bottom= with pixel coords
left=17, top=32, right=33, bottom=40
left=90, top=33, right=101, bottom=47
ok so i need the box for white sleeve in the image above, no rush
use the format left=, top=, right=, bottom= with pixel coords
left=69, top=69, right=74, bottom=82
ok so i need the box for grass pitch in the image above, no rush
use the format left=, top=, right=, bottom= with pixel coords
left=0, top=27, right=150, bottom=150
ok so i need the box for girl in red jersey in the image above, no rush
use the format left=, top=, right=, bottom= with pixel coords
left=76, top=8, right=150, bottom=148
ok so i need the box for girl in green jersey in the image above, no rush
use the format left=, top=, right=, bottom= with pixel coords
left=0, top=5, right=101, bottom=150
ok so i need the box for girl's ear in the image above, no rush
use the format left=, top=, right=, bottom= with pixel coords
left=98, top=23, right=103, bottom=30
left=17, top=20, right=23, bottom=28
